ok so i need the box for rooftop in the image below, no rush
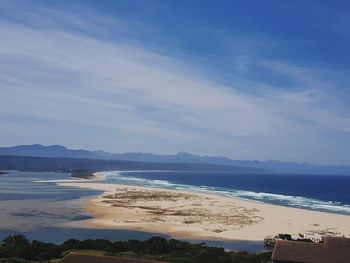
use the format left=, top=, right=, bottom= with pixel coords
left=272, top=237, right=350, bottom=263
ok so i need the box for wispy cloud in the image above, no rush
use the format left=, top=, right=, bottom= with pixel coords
left=0, top=2, right=349, bottom=164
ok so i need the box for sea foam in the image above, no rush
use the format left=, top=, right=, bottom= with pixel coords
left=101, top=171, right=350, bottom=215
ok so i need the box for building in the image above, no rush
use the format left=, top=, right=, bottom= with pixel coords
left=272, top=237, right=350, bottom=263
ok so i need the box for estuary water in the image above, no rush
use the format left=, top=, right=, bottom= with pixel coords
left=0, top=171, right=263, bottom=251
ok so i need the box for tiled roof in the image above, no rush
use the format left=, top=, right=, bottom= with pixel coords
left=272, top=237, right=350, bottom=263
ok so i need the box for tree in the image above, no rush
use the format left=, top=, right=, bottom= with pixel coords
left=0, top=235, right=31, bottom=259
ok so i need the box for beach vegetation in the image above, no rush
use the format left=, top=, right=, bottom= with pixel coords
left=0, top=235, right=272, bottom=262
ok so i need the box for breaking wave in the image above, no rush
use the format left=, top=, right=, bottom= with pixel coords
left=100, top=171, right=350, bottom=215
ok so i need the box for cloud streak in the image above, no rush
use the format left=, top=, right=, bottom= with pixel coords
left=0, top=2, right=349, bottom=164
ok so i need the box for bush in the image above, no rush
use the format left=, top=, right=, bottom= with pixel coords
left=0, top=235, right=272, bottom=262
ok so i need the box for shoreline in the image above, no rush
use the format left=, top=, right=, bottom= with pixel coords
left=57, top=180, right=350, bottom=242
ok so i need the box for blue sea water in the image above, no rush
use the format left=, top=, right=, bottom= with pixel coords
left=103, top=171, right=350, bottom=215
left=1, top=170, right=349, bottom=251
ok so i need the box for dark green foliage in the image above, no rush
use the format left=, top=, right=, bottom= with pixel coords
left=193, top=247, right=231, bottom=263
left=30, top=240, right=61, bottom=261
left=106, top=241, right=130, bottom=253
left=0, top=235, right=60, bottom=261
left=0, top=258, right=27, bottom=263
left=0, top=235, right=272, bottom=263
left=0, top=235, right=31, bottom=259
left=229, top=251, right=272, bottom=263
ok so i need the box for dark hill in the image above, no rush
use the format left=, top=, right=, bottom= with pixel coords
left=1, top=144, right=349, bottom=175
left=0, top=155, right=266, bottom=174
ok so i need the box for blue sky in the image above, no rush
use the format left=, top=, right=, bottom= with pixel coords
left=0, top=0, right=350, bottom=164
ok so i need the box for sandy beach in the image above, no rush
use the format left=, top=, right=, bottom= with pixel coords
left=58, top=181, right=350, bottom=242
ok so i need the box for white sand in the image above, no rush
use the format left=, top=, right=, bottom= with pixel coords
left=58, top=181, right=350, bottom=241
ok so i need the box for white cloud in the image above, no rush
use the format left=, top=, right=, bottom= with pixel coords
left=0, top=4, right=350, bottom=164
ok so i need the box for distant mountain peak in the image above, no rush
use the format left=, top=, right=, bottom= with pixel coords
left=14, top=144, right=67, bottom=150
left=47, top=144, right=68, bottom=149
left=0, top=144, right=94, bottom=159
left=175, top=151, right=195, bottom=157
left=17, top=143, right=44, bottom=148
left=0, top=144, right=350, bottom=175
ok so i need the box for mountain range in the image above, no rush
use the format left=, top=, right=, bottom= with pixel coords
left=0, top=144, right=349, bottom=175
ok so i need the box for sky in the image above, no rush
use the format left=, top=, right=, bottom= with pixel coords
left=0, top=0, right=350, bottom=165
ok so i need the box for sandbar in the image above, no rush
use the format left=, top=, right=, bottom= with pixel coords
left=57, top=181, right=350, bottom=241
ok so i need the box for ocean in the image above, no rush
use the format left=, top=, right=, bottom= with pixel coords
left=104, top=171, right=350, bottom=215
left=1, top=170, right=350, bottom=251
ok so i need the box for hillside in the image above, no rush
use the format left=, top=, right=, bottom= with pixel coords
left=0, top=144, right=349, bottom=175
left=0, top=155, right=266, bottom=174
